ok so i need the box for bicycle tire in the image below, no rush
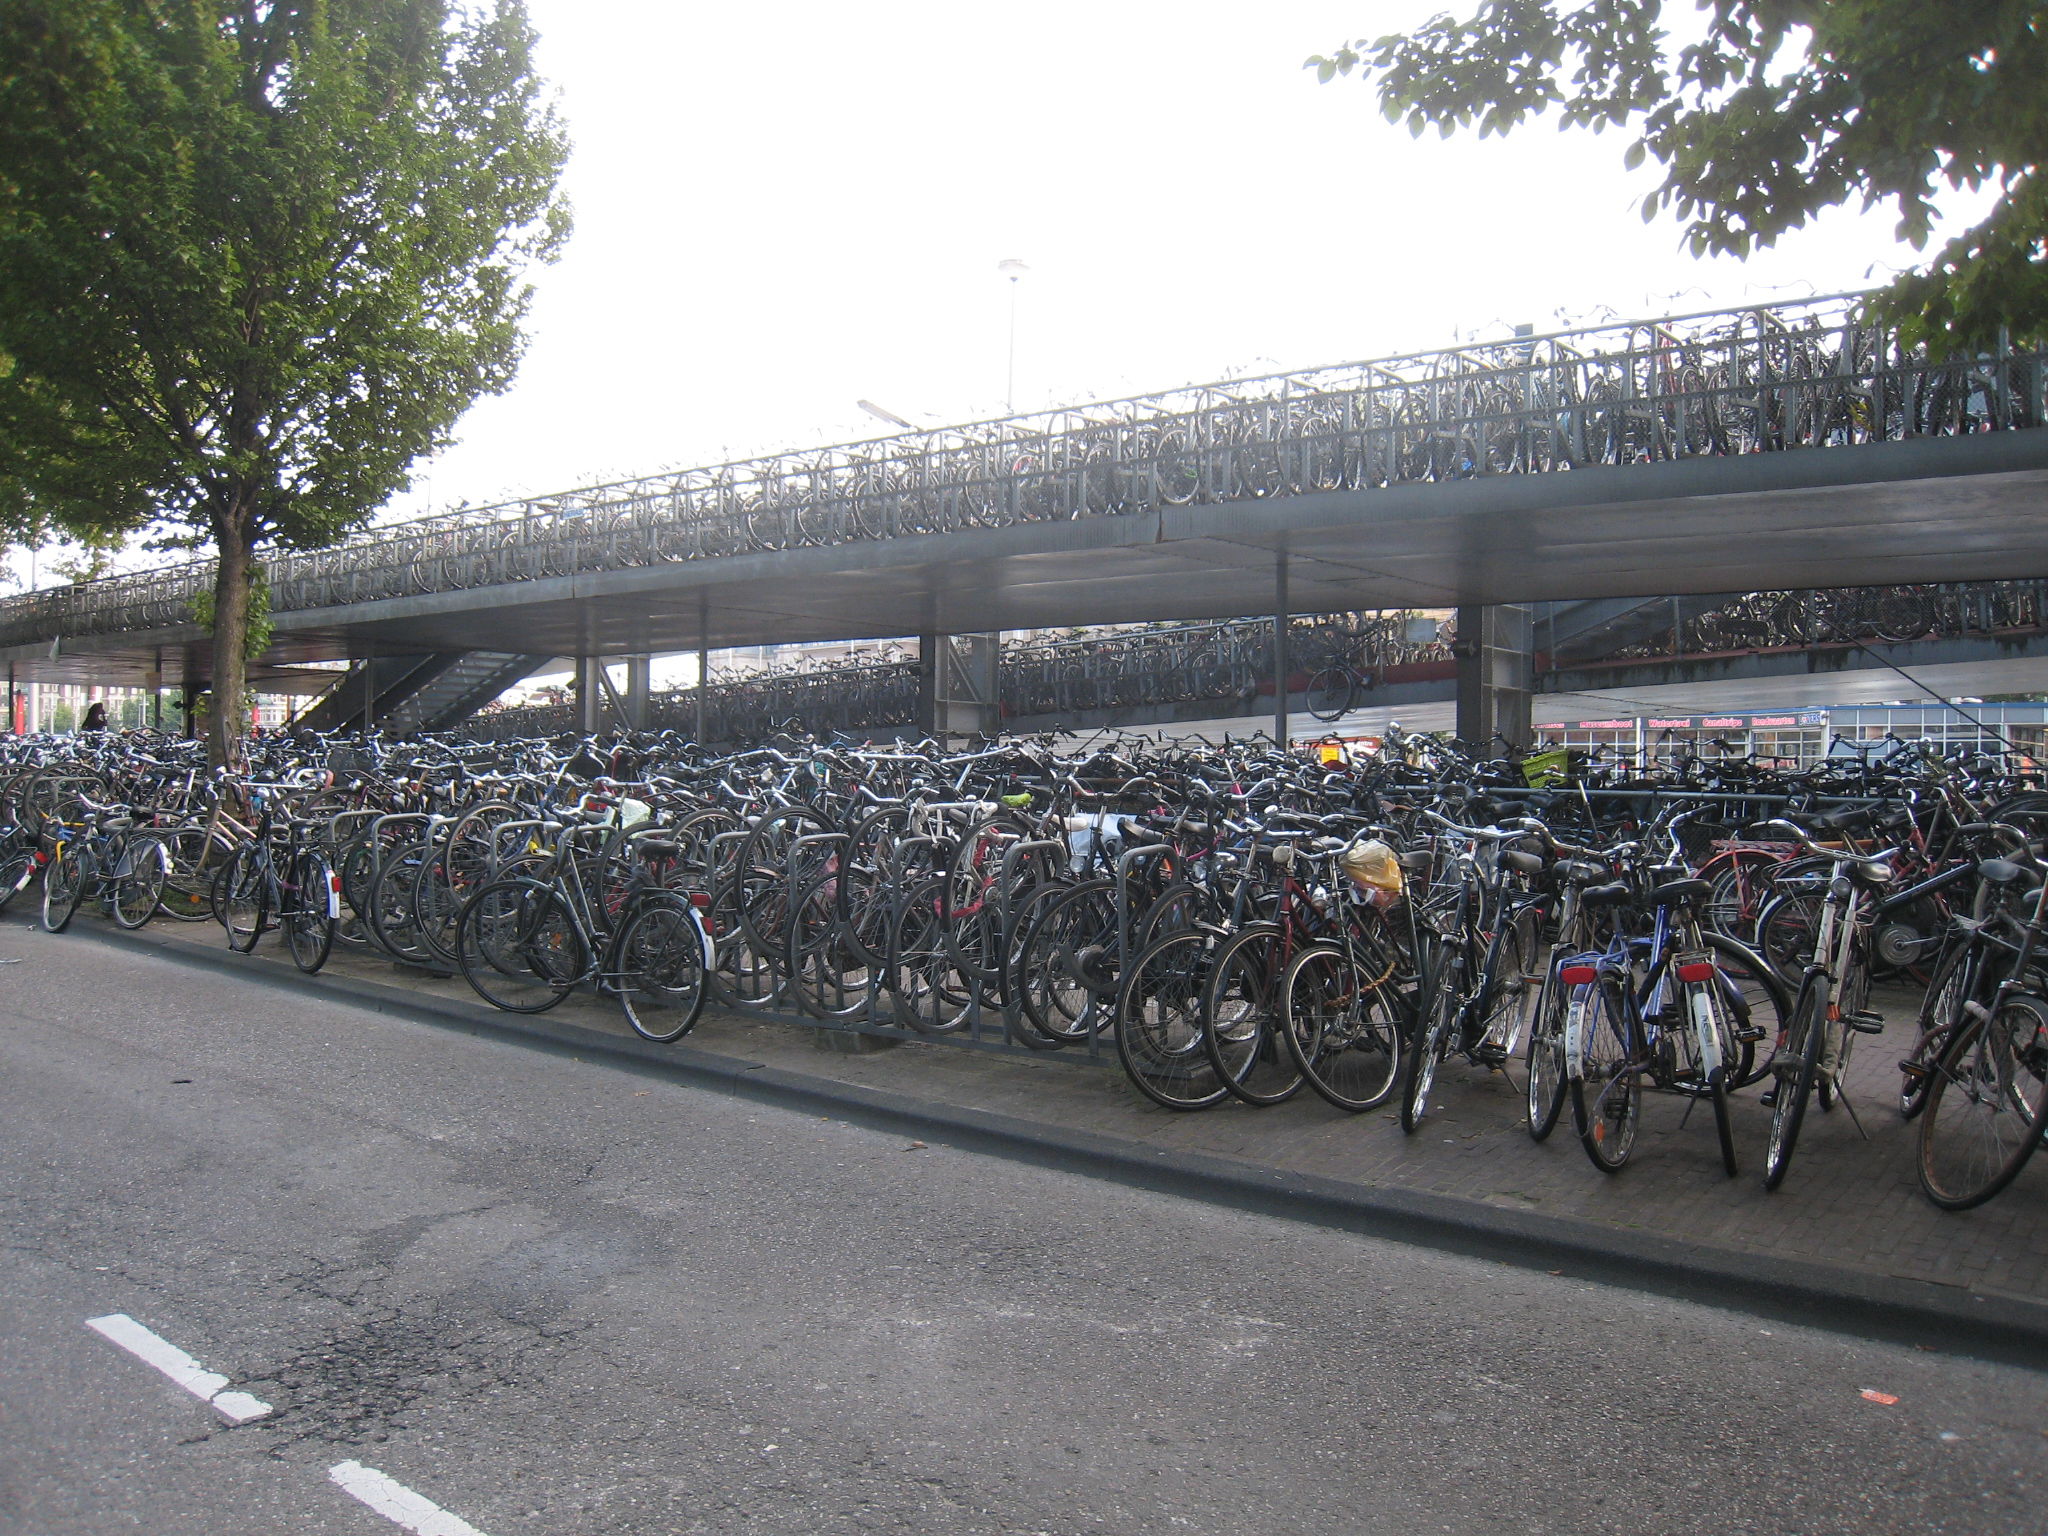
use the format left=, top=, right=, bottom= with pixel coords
left=282, top=849, right=338, bottom=974
left=456, top=877, right=586, bottom=1013
left=887, top=874, right=972, bottom=1034
left=41, top=840, right=90, bottom=934
left=1014, top=878, right=1116, bottom=1044
left=107, top=833, right=167, bottom=930
left=1572, top=979, right=1640, bottom=1172
left=1525, top=963, right=1570, bottom=1141
left=158, top=825, right=232, bottom=922
left=0, top=845, right=35, bottom=917
left=1400, top=941, right=1460, bottom=1133
left=1304, top=665, right=1356, bottom=724
left=1200, top=922, right=1306, bottom=1106
left=368, top=841, right=438, bottom=967
left=614, top=898, right=711, bottom=1042
left=409, top=844, right=468, bottom=965
left=785, top=868, right=871, bottom=1022
left=1707, top=1064, right=1738, bottom=1179
left=1702, top=932, right=1785, bottom=1090
left=217, top=844, right=269, bottom=953
left=1917, top=993, right=2048, bottom=1210
left=1282, top=940, right=1405, bottom=1114
left=704, top=865, right=784, bottom=1011
left=1113, top=928, right=1230, bottom=1111
left=1761, top=975, right=1826, bottom=1191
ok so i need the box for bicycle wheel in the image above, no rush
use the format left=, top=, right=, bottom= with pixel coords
left=1113, top=928, right=1230, bottom=1111
left=705, top=864, right=784, bottom=1011
left=887, top=875, right=972, bottom=1034
left=41, top=841, right=90, bottom=934
left=1704, top=854, right=1777, bottom=941
left=0, top=845, right=35, bottom=917
left=1476, top=906, right=1538, bottom=1055
left=785, top=868, right=872, bottom=1022
left=1761, top=975, right=1826, bottom=1191
left=332, top=835, right=381, bottom=951
left=1524, top=964, right=1570, bottom=1141
left=1753, top=886, right=1823, bottom=985
left=1704, top=932, right=1785, bottom=1090
left=614, top=898, right=711, bottom=1042
left=107, top=833, right=167, bottom=930
left=1400, top=939, right=1461, bottom=1132
left=1706, top=1063, right=1738, bottom=1179
left=409, top=844, right=468, bottom=966
left=456, top=878, right=586, bottom=1012
left=368, top=842, right=436, bottom=966
left=157, top=825, right=231, bottom=921
left=1015, top=878, right=1116, bottom=1044
left=282, top=849, right=337, bottom=974
left=1305, top=665, right=1356, bottom=723
left=1282, top=939, right=1406, bottom=1114
left=1917, top=993, right=2048, bottom=1210
left=216, top=844, right=269, bottom=952
left=1572, top=980, right=1640, bottom=1172
left=1200, top=922, right=1305, bottom=1106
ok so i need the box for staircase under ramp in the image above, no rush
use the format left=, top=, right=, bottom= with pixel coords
left=296, top=651, right=553, bottom=735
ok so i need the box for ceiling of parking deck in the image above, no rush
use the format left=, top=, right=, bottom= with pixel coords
left=9, top=430, right=2048, bottom=687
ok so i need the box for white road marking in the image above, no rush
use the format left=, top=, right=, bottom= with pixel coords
left=329, top=1461, right=493, bottom=1536
left=84, top=1313, right=274, bottom=1423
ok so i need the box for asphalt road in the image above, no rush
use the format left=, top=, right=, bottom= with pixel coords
left=3, top=929, right=2045, bottom=1536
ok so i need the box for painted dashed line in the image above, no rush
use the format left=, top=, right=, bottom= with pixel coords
left=84, top=1313, right=273, bottom=1423
left=329, top=1460, right=493, bottom=1536
left=89, top=1314, right=501, bottom=1530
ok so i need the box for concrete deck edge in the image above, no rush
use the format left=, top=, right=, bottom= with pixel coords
left=64, top=918, right=2048, bottom=1371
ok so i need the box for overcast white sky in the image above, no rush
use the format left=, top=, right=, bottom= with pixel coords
left=389, top=0, right=1980, bottom=519
left=2, top=0, right=1988, bottom=594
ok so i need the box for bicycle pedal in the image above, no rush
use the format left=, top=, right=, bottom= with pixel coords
left=1843, top=1011, right=1885, bottom=1035
left=1734, top=1025, right=1766, bottom=1043
left=1897, top=1058, right=1929, bottom=1081
left=1470, top=1043, right=1508, bottom=1067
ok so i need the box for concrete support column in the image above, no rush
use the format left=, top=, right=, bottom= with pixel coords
left=919, top=632, right=1000, bottom=739
left=1454, top=604, right=1534, bottom=754
left=1273, top=556, right=1291, bottom=748
left=695, top=638, right=709, bottom=741
left=573, top=656, right=604, bottom=735
left=624, top=656, right=652, bottom=732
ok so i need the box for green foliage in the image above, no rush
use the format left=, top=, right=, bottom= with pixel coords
left=189, top=565, right=275, bottom=663
left=1310, top=2, right=2048, bottom=353
left=0, top=0, right=571, bottom=760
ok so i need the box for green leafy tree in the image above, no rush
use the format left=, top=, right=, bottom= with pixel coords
left=0, top=0, right=571, bottom=763
left=1311, top=2, right=2048, bottom=351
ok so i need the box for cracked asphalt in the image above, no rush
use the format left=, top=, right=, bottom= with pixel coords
left=4, top=930, right=2047, bottom=1535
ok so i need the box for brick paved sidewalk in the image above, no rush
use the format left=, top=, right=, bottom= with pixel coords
left=70, top=911, right=2048, bottom=1309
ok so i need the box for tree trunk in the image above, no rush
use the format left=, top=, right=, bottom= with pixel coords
left=207, top=527, right=255, bottom=769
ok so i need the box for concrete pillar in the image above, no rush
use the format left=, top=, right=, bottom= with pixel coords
left=1454, top=604, right=1534, bottom=754
left=574, top=655, right=604, bottom=735
left=919, top=632, right=1000, bottom=738
left=695, top=638, right=709, bottom=741
left=624, top=656, right=652, bottom=731
left=1273, top=556, right=1291, bottom=748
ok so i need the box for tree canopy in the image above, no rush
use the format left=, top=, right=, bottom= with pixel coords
left=1310, top=1, right=2048, bottom=353
left=0, top=0, right=571, bottom=760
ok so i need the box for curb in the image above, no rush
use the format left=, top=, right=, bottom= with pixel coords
left=68, top=918, right=2048, bottom=1371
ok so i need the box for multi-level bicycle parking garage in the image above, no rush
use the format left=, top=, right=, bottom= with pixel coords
left=4, top=291, right=2048, bottom=748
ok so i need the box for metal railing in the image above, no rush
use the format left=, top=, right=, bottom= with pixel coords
left=5, top=293, right=2045, bottom=651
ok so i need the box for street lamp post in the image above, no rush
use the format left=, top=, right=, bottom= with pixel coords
left=998, top=258, right=1028, bottom=414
